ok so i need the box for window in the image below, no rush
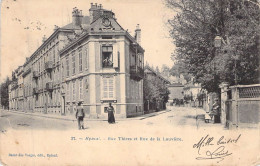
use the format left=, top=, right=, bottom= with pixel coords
left=86, top=49, right=88, bottom=70
left=102, top=46, right=113, bottom=68
left=79, top=51, right=82, bottom=72
left=138, top=54, right=142, bottom=68
left=66, top=57, right=69, bottom=77
left=53, top=90, right=56, bottom=105
left=102, top=76, right=114, bottom=99
left=53, top=70, right=56, bottom=83
left=79, top=79, right=83, bottom=100
left=102, top=36, right=112, bottom=39
left=66, top=82, right=70, bottom=101
left=72, top=81, right=76, bottom=101
left=72, top=52, right=76, bottom=75
left=53, top=47, right=55, bottom=64
left=85, top=78, right=89, bottom=91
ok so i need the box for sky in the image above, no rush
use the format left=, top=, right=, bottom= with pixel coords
left=0, top=0, right=176, bottom=81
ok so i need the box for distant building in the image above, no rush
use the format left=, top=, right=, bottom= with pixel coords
left=167, top=75, right=187, bottom=85
left=8, top=3, right=145, bottom=118
left=183, top=82, right=201, bottom=101
left=144, top=66, right=170, bottom=84
left=144, top=65, right=170, bottom=113
left=183, top=78, right=203, bottom=107
left=9, top=66, right=23, bottom=110
left=167, top=83, right=184, bottom=104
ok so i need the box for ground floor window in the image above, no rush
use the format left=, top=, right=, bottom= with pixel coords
left=102, top=76, right=114, bottom=99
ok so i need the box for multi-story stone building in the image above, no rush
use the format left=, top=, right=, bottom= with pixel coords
left=143, top=65, right=170, bottom=113
left=9, top=66, right=23, bottom=110
left=8, top=3, right=144, bottom=118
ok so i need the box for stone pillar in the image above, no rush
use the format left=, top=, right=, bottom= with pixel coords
left=219, top=82, right=229, bottom=128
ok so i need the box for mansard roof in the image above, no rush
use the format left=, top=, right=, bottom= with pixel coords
left=62, top=16, right=91, bottom=29
left=60, top=16, right=144, bottom=55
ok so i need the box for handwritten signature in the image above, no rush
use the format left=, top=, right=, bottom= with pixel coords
left=196, top=146, right=232, bottom=162
left=193, top=134, right=241, bottom=163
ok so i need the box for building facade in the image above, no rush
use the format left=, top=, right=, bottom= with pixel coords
left=167, top=83, right=184, bottom=105
left=143, top=65, right=170, bottom=113
left=8, top=3, right=144, bottom=118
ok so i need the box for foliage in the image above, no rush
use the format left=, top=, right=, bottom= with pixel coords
left=160, top=64, right=171, bottom=78
left=197, top=92, right=206, bottom=102
left=166, top=0, right=260, bottom=93
left=0, top=77, right=11, bottom=109
left=170, top=61, right=192, bottom=82
left=143, top=72, right=170, bottom=104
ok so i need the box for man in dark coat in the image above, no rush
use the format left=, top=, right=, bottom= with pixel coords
left=75, top=102, right=85, bottom=130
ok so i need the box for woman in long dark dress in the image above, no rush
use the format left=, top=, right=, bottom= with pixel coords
left=107, top=103, right=115, bottom=124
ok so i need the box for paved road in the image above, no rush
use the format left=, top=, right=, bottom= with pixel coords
left=0, top=107, right=221, bottom=132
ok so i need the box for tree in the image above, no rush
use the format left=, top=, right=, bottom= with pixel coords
left=0, top=77, right=11, bottom=109
left=161, top=64, right=171, bottom=78
left=170, top=61, right=192, bottom=82
left=166, top=0, right=260, bottom=93
left=143, top=69, right=170, bottom=108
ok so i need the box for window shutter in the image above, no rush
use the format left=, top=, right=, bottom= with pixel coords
left=103, top=78, right=108, bottom=98
left=113, top=45, right=118, bottom=68
left=86, top=48, right=88, bottom=70
left=100, top=45, right=103, bottom=69
left=108, top=78, right=114, bottom=98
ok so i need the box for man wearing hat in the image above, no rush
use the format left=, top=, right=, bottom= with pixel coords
left=75, top=102, right=85, bottom=130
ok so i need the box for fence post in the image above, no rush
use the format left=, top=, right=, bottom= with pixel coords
left=219, top=82, right=229, bottom=128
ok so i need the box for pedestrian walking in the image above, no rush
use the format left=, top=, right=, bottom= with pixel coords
left=107, top=103, right=115, bottom=124
left=75, top=102, right=85, bottom=130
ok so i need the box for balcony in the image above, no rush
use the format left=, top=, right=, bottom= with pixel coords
left=130, top=65, right=144, bottom=81
left=33, top=88, right=39, bottom=94
left=11, top=81, right=18, bottom=90
left=45, top=61, right=53, bottom=71
left=33, top=71, right=39, bottom=79
left=46, top=82, right=53, bottom=91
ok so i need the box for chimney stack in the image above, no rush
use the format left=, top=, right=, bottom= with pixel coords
left=42, top=35, right=47, bottom=43
left=54, top=25, right=59, bottom=31
left=135, top=24, right=141, bottom=45
left=89, top=3, right=105, bottom=23
left=89, top=3, right=98, bottom=23
left=72, top=7, right=83, bottom=26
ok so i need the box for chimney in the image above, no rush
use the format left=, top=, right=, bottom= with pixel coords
left=135, top=24, right=141, bottom=45
left=54, top=25, right=59, bottom=31
left=89, top=3, right=98, bottom=23
left=89, top=3, right=105, bottom=23
left=72, top=7, right=83, bottom=26
left=42, top=35, right=47, bottom=43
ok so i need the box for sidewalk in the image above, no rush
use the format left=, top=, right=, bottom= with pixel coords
left=1, top=109, right=171, bottom=122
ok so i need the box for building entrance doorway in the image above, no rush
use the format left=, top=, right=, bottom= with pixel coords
left=61, top=96, right=65, bottom=115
